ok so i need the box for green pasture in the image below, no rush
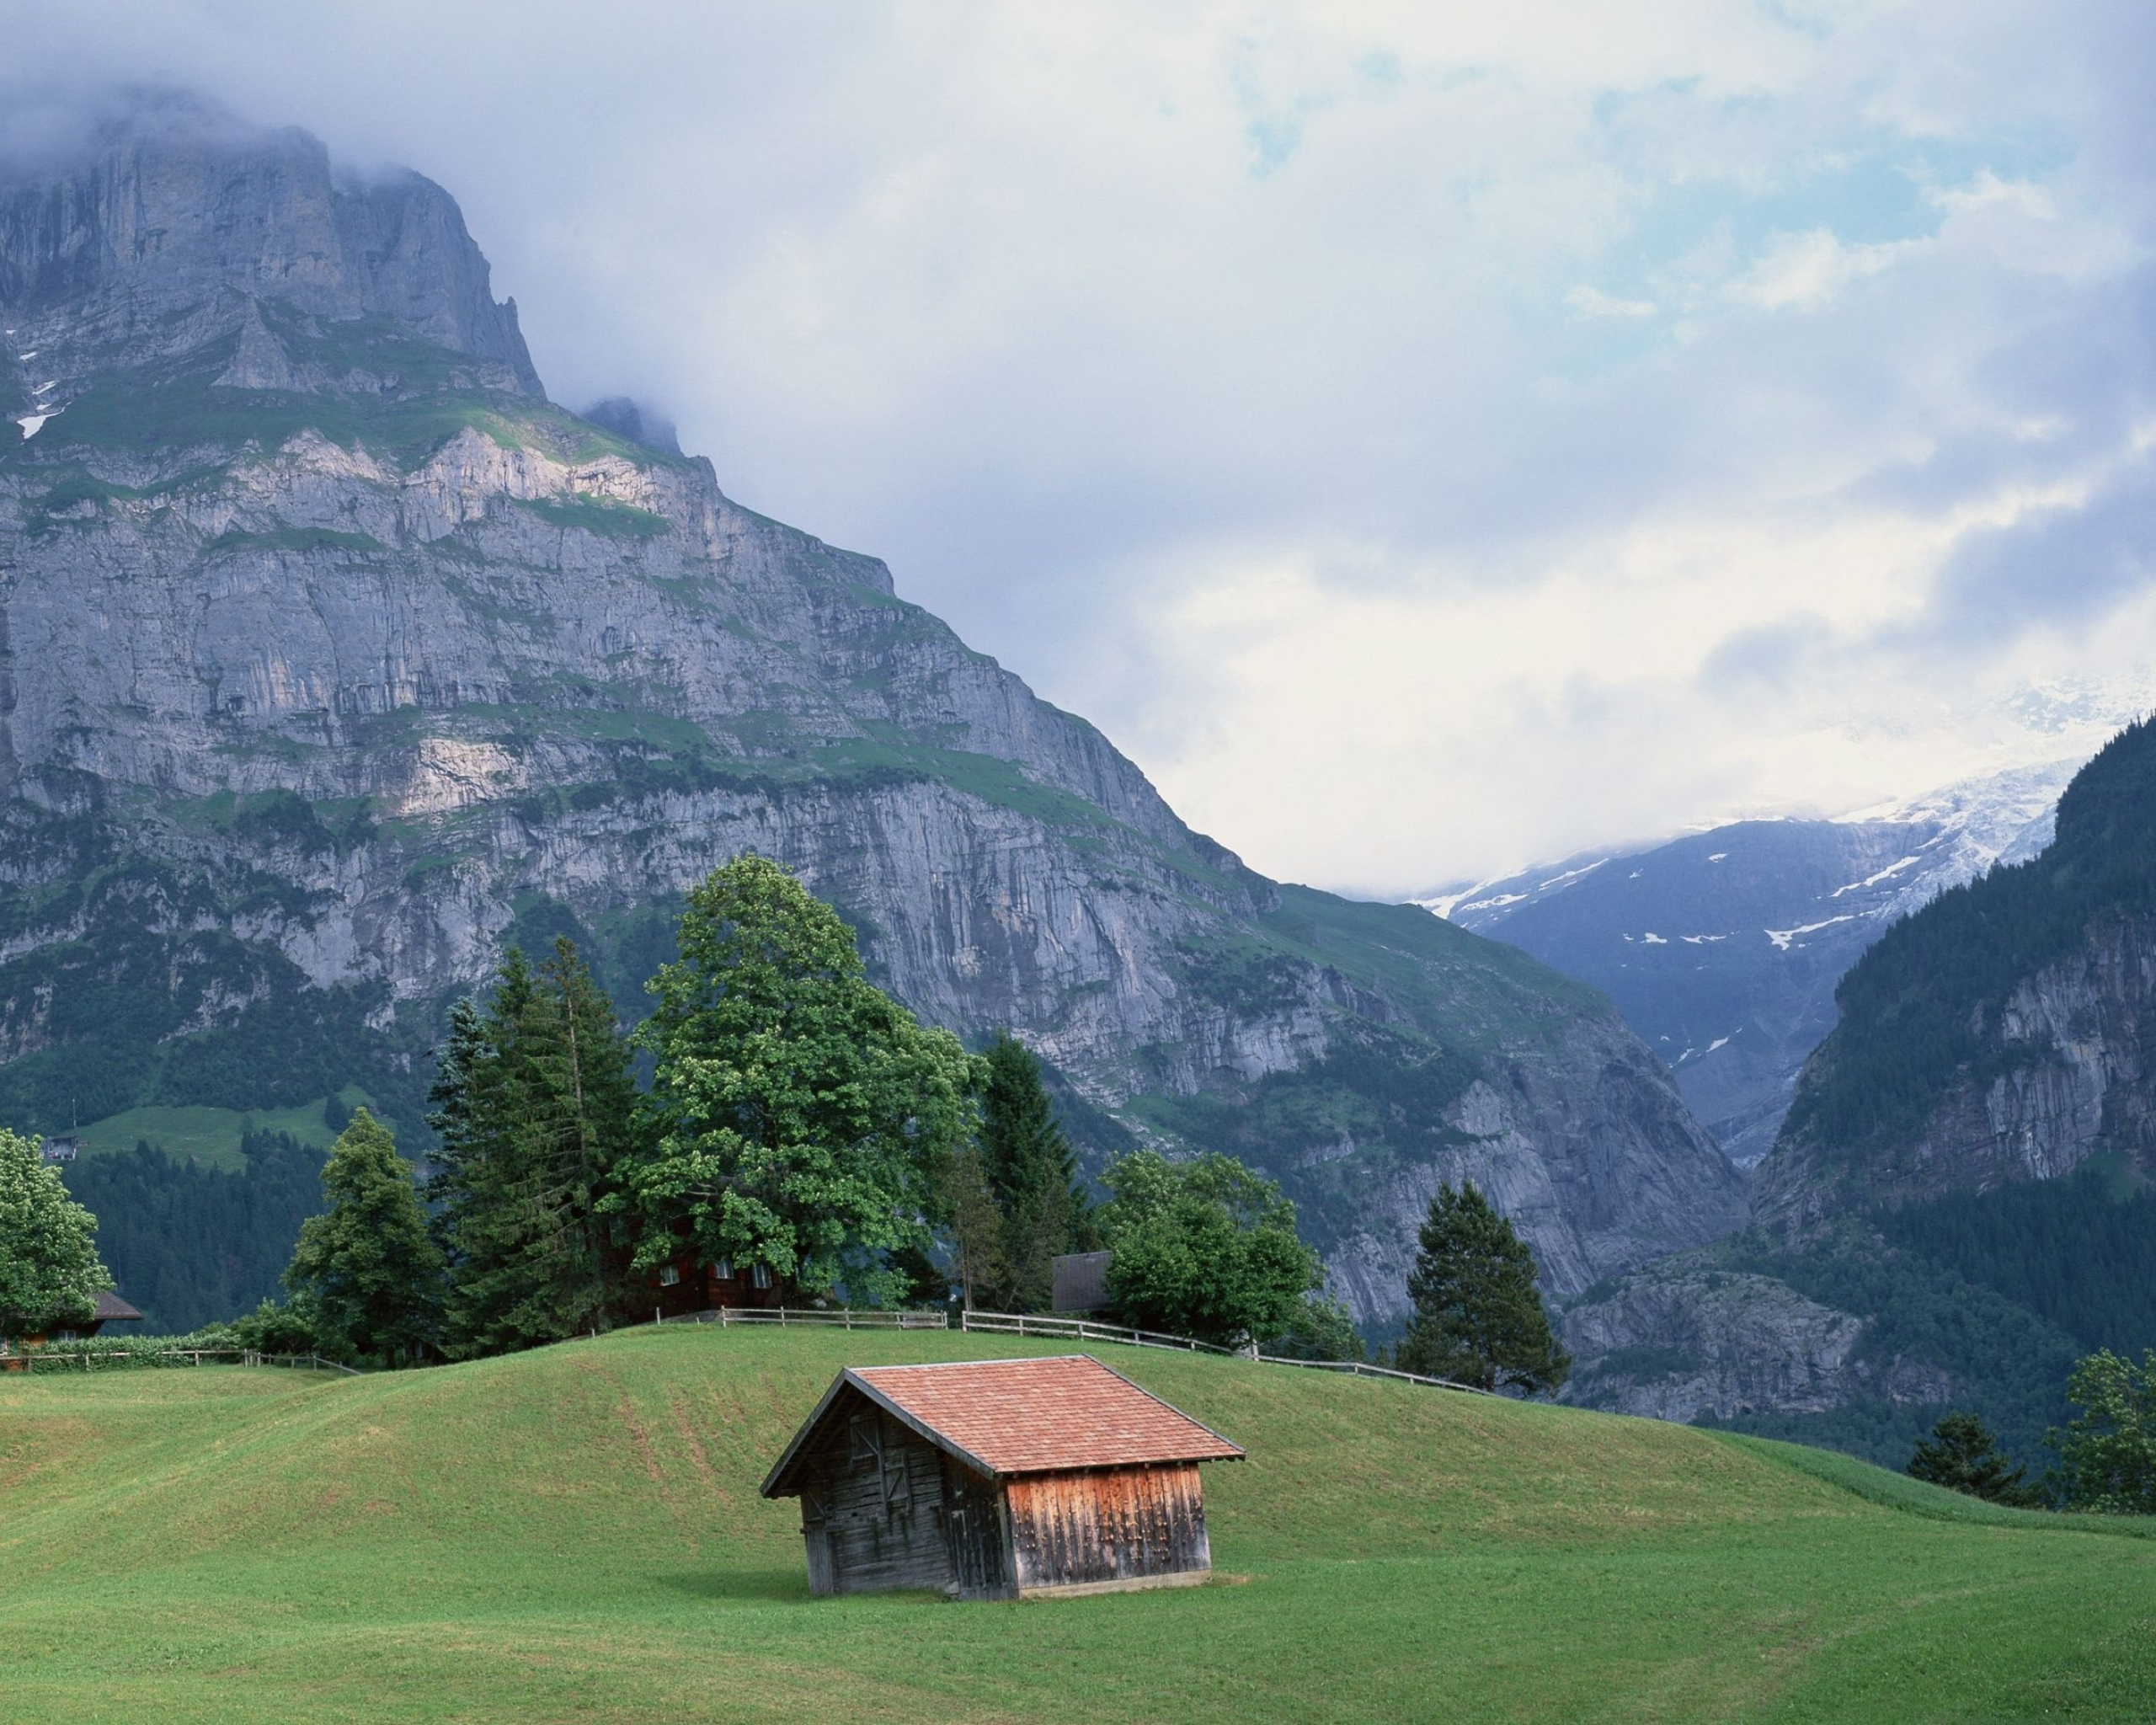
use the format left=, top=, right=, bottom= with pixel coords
left=71, top=1087, right=380, bottom=1171
left=3, top=1326, right=2153, bottom=1722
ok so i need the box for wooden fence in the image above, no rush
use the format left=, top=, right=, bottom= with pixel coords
left=5, top=1306, right=1486, bottom=1398
left=957, top=1309, right=1488, bottom=1393
left=5, top=1347, right=364, bottom=1376
left=1251, top=1353, right=1488, bottom=1396
left=958, top=1310, right=1236, bottom=1355
left=710, top=1306, right=949, bottom=1330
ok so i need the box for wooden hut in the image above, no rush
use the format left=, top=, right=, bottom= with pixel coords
left=1050, top=1250, right=1113, bottom=1314
left=760, top=1354, right=1243, bottom=1600
left=3, top=1290, right=143, bottom=1367
left=642, top=1251, right=782, bottom=1320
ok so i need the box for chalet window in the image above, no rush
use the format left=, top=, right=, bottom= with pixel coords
left=712, top=1258, right=733, bottom=1280
left=749, top=1263, right=775, bottom=1290
left=657, top=1264, right=681, bottom=1287
left=849, top=1415, right=880, bottom=1470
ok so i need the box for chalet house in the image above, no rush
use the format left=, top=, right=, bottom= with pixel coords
left=761, top=1354, right=1244, bottom=1599
left=643, top=1252, right=781, bottom=1320
left=38, top=1135, right=83, bottom=1162
left=2, top=1290, right=143, bottom=1366
left=56, top=1290, right=142, bottom=1341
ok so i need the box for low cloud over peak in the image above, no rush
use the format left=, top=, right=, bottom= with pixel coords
left=8, top=3, right=2153, bottom=890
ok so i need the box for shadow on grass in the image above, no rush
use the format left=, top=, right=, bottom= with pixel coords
left=657, top=1567, right=815, bottom=1603
left=659, top=1568, right=968, bottom=1607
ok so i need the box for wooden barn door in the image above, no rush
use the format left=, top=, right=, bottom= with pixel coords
left=939, top=1454, right=1010, bottom=1599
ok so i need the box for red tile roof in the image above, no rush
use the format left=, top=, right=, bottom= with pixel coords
left=853, top=1355, right=1242, bottom=1477
left=762, top=1354, right=1245, bottom=1495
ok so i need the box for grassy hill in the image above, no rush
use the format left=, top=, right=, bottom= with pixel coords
left=3, top=1327, right=2153, bottom=1723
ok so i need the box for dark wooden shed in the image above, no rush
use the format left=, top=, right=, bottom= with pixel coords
left=1050, top=1250, right=1113, bottom=1314
left=760, top=1354, right=1244, bottom=1600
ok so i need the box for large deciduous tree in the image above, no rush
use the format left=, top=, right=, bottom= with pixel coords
left=430, top=940, right=638, bottom=1354
left=623, top=856, right=974, bottom=1306
left=0, top=1127, right=112, bottom=1338
left=2054, top=1348, right=2156, bottom=1514
left=1098, top=1149, right=1324, bottom=1347
left=1396, top=1182, right=1569, bottom=1394
left=284, top=1110, right=441, bottom=1365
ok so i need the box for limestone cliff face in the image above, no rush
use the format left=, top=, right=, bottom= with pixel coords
left=1753, top=915, right=2156, bottom=1231
left=1556, top=1265, right=1950, bottom=1423
left=0, top=96, right=1744, bottom=1324
left=0, top=90, right=540, bottom=404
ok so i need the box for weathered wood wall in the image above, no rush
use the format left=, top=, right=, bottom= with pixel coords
left=1005, top=1463, right=1212, bottom=1594
left=792, top=1389, right=1012, bottom=1599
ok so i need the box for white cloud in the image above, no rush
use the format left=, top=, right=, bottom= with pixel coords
left=6, top=0, right=2153, bottom=892
left=1566, top=285, right=1658, bottom=318
left=1726, top=228, right=1917, bottom=312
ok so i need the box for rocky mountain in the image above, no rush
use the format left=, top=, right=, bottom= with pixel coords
left=1758, top=721, right=2156, bottom=1226
left=0, top=93, right=1744, bottom=1328
left=1557, top=723, right=2156, bottom=1464
left=1429, top=761, right=2074, bottom=1165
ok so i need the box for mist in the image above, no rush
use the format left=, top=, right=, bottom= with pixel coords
left=8, top=1, right=2153, bottom=892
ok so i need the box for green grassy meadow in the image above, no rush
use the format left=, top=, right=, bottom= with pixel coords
left=71, top=1087, right=381, bottom=1170
left=4, top=1327, right=2153, bottom=1723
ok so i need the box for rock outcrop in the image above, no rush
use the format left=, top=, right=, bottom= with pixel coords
left=1754, top=914, right=2156, bottom=1230
left=0, top=93, right=1745, bottom=1325
left=1558, top=1264, right=1949, bottom=1423
left=1563, top=722, right=2156, bottom=1441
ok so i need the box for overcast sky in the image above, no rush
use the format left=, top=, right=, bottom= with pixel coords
left=12, top=2, right=2156, bottom=893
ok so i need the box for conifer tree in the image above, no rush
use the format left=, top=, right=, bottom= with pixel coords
left=1396, top=1182, right=1569, bottom=1394
left=0, top=1126, right=112, bottom=1338
left=976, top=1032, right=1091, bottom=1311
left=946, top=1141, right=1007, bottom=1311
left=284, top=1110, right=440, bottom=1365
left=1908, top=1412, right=2041, bottom=1506
left=430, top=940, right=636, bottom=1355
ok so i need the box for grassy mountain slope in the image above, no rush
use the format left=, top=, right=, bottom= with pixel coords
left=3, top=1327, right=2153, bottom=1723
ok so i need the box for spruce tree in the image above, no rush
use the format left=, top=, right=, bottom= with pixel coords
left=1908, top=1412, right=2041, bottom=1506
left=284, top=1110, right=441, bottom=1365
left=1396, top=1182, right=1569, bottom=1394
left=0, top=1126, right=112, bottom=1338
left=946, top=1141, right=1007, bottom=1311
left=431, top=941, right=636, bottom=1355
left=976, top=1032, right=1088, bottom=1311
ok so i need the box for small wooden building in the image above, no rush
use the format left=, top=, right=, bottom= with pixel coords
left=3, top=1290, right=143, bottom=1366
left=643, top=1252, right=782, bottom=1320
left=760, top=1354, right=1243, bottom=1600
left=1050, top=1250, right=1113, bottom=1314
left=71, top=1290, right=144, bottom=1339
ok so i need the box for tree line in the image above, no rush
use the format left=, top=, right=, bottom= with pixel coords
left=56, top=1130, right=328, bottom=1334
left=4, top=855, right=1583, bottom=1402
left=259, top=857, right=1354, bottom=1365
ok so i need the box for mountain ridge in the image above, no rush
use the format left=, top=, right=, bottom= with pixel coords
left=0, top=93, right=1743, bottom=1327
left=1431, top=757, right=2078, bottom=1164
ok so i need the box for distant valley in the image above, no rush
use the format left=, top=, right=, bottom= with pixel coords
left=1426, top=758, right=2076, bottom=1165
